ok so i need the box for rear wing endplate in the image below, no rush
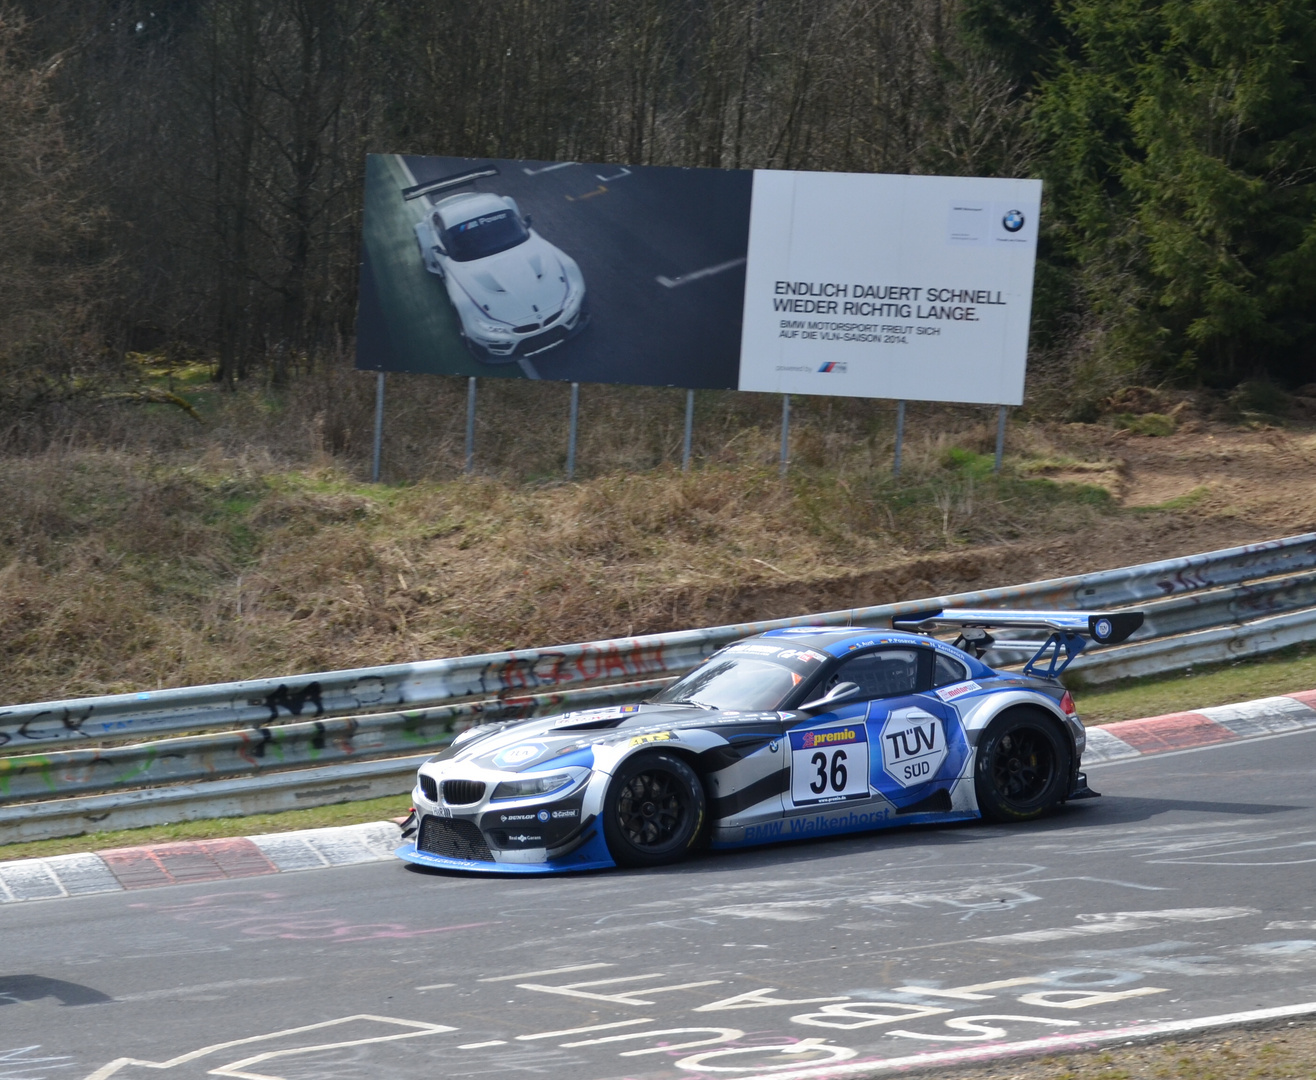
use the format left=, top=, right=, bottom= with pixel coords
left=892, top=608, right=1144, bottom=678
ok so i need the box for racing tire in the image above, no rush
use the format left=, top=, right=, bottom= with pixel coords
left=974, top=710, right=1071, bottom=822
left=602, top=751, right=706, bottom=868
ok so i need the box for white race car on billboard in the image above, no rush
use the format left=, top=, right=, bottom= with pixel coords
left=413, top=191, right=588, bottom=361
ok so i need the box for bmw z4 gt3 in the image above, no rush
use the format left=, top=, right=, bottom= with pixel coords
left=414, top=190, right=588, bottom=361
left=397, top=608, right=1142, bottom=874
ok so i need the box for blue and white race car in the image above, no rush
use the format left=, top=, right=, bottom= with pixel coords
left=396, top=609, right=1143, bottom=874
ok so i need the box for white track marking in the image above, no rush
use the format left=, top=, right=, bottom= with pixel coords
left=414, top=983, right=453, bottom=991
left=596, top=167, right=632, bottom=181
left=697, top=988, right=850, bottom=1012
left=657, top=257, right=747, bottom=288
left=1017, top=987, right=1168, bottom=1009
left=516, top=1019, right=653, bottom=1041
left=696, top=1000, right=1316, bottom=1079
left=80, top=1015, right=454, bottom=1080
left=480, top=963, right=611, bottom=982
left=892, top=977, right=1046, bottom=1001
left=523, top=162, right=576, bottom=176
left=976, top=906, right=1255, bottom=943
left=559, top=1027, right=744, bottom=1054
left=518, top=973, right=722, bottom=1006
left=456, top=1041, right=507, bottom=1049
left=888, top=1015, right=1081, bottom=1042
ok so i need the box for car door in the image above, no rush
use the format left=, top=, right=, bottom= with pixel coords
left=863, top=649, right=970, bottom=811
left=783, top=646, right=928, bottom=815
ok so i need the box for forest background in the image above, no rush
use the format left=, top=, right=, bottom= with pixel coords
left=3, top=0, right=1316, bottom=706
left=2, top=0, right=1315, bottom=422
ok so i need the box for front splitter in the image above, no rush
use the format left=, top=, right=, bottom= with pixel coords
left=395, top=842, right=614, bottom=875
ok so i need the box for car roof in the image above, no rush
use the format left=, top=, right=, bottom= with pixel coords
left=433, top=191, right=510, bottom=226
left=760, top=625, right=992, bottom=670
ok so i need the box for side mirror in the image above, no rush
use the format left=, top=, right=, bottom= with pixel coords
left=523, top=214, right=533, bottom=228
left=798, top=681, right=862, bottom=713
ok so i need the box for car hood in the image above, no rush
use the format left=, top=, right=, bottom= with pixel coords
left=448, top=234, right=570, bottom=326
left=433, top=702, right=788, bottom=772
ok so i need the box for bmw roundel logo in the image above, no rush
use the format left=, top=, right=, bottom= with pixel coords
left=1094, top=618, right=1112, bottom=640
left=537, top=810, right=550, bottom=822
left=1002, top=209, right=1025, bottom=233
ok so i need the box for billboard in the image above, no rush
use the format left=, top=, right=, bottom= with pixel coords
left=356, top=154, right=1040, bottom=404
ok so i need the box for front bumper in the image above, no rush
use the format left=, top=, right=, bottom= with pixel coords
left=470, top=301, right=589, bottom=361
left=396, top=833, right=614, bottom=874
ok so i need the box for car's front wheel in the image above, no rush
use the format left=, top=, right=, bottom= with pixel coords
left=602, top=751, right=705, bottom=868
left=974, top=710, right=1071, bottom=822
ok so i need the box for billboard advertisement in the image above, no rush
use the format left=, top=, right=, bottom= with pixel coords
left=356, top=154, right=1040, bottom=404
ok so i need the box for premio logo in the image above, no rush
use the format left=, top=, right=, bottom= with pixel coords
left=817, top=362, right=848, bottom=373
left=801, top=727, right=859, bottom=749
left=1002, top=209, right=1025, bottom=232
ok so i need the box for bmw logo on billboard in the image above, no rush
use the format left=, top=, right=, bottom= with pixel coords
left=1002, top=209, right=1025, bottom=233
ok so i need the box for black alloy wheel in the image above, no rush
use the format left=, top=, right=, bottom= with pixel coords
left=974, top=710, right=1071, bottom=822
left=602, top=751, right=706, bottom=868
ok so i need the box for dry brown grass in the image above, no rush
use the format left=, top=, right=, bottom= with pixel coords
left=1, top=364, right=1313, bottom=705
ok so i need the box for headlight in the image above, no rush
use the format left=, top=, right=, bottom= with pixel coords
left=475, top=319, right=512, bottom=335
left=491, top=773, right=573, bottom=801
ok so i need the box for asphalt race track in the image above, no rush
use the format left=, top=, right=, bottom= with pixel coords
left=4, top=728, right=1316, bottom=1080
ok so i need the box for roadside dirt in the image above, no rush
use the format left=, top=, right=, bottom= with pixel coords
left=689, top=421, right=1316, bottom=625
left=924, top=1020, right=1316, bottom=1080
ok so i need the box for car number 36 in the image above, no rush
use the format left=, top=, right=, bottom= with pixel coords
left=808, top=749, right=848, bottom=794
left=789, top=726, right=871, bottom=806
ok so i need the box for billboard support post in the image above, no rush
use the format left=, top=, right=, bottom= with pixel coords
left=893, top=400, right=906, bottom=477
left=371, top=372, right=386, bottom=483
left=994, top=405, right=1008, bottom=474
left=567, top=382, right=580, bottom=480
left=464, top=377, right=477, bottom=475
left=779, top=394, right=791, bottom=477
left=683, top=389, right=695, bottom=471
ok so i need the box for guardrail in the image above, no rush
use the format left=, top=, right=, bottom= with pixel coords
left=2, top=531, right=1314, bottom=843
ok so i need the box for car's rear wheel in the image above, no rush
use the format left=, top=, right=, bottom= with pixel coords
left=602, top=751, right=705, bottom=868
left=974, top=710, right=1071, bottom=822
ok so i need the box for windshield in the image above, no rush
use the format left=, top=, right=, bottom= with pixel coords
left=442, top=208, right=529, bottom=261
left=652, top=642, right=828, bottom=711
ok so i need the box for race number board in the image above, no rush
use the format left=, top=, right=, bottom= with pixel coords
left=789, top=724, right=871, bottom=806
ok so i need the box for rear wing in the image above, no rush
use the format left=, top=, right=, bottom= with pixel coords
left=892, top=608, right=1144, bottom=678
left=401, top=164, right=500, bottom=202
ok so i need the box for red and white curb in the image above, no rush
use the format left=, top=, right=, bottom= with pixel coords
left=723, top=1000, right=1316, bottom=1080
left=3, top=688, right=1315, bottom=906
left=1081, top=689, right=1316, bottom=763
left=0, top=821, right=400, bottom=904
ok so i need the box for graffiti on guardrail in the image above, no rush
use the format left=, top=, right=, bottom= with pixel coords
left=259, top=682, right=324, bottom=721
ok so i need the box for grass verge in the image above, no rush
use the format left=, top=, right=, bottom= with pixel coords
left=0, top=793, right=411, bottom=863
left=938, top=1022, right=1316, bottom=1080
left=1074, top=642, right=1316, bottom=725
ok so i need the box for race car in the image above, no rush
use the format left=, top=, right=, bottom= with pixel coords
left=411, top=186, right=588, bottom=361
left=396, top=608, right=1143, bottom=874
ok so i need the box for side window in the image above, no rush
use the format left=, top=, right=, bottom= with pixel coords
left=826, top=648, right=926, bottom=700
left=933, top=652, right=969, bottom=688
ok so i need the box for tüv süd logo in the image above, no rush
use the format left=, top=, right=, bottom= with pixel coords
left=1002, top=209, right=1025, bottom=233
